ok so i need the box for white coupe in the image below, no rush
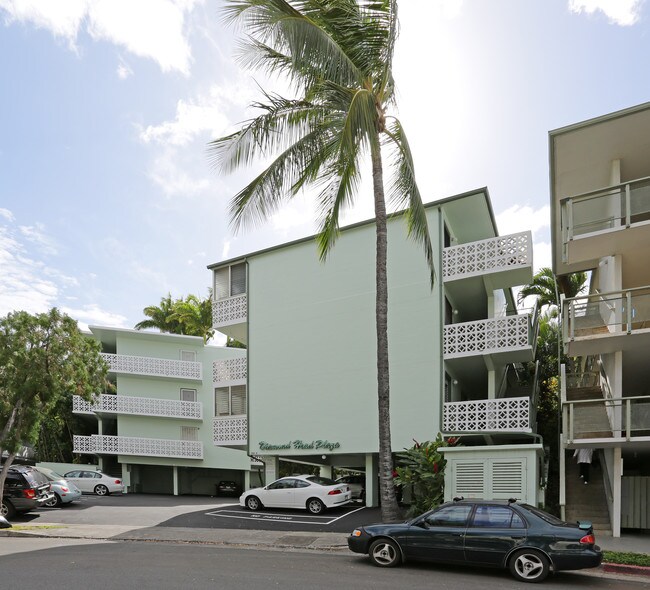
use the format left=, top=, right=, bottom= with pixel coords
left=240, top=475, right=351, bottom=514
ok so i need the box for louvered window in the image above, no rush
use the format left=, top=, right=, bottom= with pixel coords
left=215, top=385, right=247, bottom=416
left=492, top=460, right=524, bottom=498
left=180, top=350, right=196, bottom=362
left=181, top=426, right=199, bottom=441
left=213, top=263, right=247, bottom=300
left=455, top=462, right=485, bottom=496
left=180, top=388, right=197, bottom=402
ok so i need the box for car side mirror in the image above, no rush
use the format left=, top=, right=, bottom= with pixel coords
left=413, top=519, right=429, bottom=529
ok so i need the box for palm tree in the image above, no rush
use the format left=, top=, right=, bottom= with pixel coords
left=172, top=294, right=215, bottom=343
left=209, top=0, right=434, bottom=522
left=135, top=294, right=185, bottom=334
left=518, top=267, right=587, bottom=310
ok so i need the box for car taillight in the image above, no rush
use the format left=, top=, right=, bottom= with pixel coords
left=580, top=534, right=595, bottom=544
left=115, top=480, right=121, bottom=484
left=328, top=489, right=342, bottom=495
left=22, top=488, right=36, bottom=499
left=61, top=487, right=69, bottom=492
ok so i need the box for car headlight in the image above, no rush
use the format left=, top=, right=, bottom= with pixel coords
left=351, top=529, right=362, bottom=537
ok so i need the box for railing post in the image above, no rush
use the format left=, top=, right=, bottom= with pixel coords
left=568, top=403, right=574, bottom=443
left=626, top=399, right=631, bottom=441
left=625, top=183, right=631, bottom=228
left=626, top=290, right=633, bottom=334
left=569, top=301, right=575, bottom=341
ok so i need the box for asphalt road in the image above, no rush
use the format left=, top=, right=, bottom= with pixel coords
left=2, top=540, right=647, bottom=590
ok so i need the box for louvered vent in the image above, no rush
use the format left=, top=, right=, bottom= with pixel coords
left=214, top=268, right=230, bottom=300
left=180, top=388, right=197, bottom=402
left=230, top=263, right=247, bottom=296
left=492, top=460, right=524, bottom=497
left=455, top=462, right=485, bottom=496
left=215, top=387, right=230, bottom=416
left=231, top=385, right=247, bottom=415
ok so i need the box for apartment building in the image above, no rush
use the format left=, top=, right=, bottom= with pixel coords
left=551, top=102, right=650, bottom=537
left=209, top=188, right=544, bottom=507
left=72, top=326, right=255, bottom=495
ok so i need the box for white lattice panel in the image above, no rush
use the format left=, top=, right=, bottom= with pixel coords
left=213, top=357, right=247, bottom=384
left=443, top=231, right=531, bottom=281
left=101, top=353, right=202, bottom=380
left=213, top=416, right=247, bottom=446
left=444, top=315, right=530, bottom=358
left=73, top=434, right=203, bottom=459
left=212, top=294, right=247, bottom=327
left=72, top=394, right=202, bottom=419
left=443, top=396, right=531, bottom=432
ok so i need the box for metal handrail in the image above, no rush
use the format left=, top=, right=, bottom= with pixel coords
left=564, top=284, right=650, bottom=303
left=559, top=175, right=650, bottom=204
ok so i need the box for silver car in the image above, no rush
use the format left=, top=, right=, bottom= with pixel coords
left=63, top=469, right=123, bottom=496
left=35, top=467, right=82, bottom=507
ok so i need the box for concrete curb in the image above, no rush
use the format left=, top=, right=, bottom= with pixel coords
left=602, top=563, right=650, bottom=577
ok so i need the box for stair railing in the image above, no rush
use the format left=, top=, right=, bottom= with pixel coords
left=598, top=449, right=615, bottom=533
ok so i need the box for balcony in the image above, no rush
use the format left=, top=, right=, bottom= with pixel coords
left=72, top=394, right=202, bottom=420
left=443, top=231, right=533, bottom=288
left=73, top=434, right=203, bottom=459
left=213, top=416, right=247, bottom=447
left=212, top=295, right=247, bottom=345
left=444, top=312, right=538, bottom=364
left=443, top=397, right=532, bottom=434
left=213, top=357, right=246, bottom=386
left=101, top=353, right=202, bottom=381
left=560, top=176, right=650, bottom=266
left=563, top=287, right=650, bottom=356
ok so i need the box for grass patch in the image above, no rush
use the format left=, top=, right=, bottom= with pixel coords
left=8, top=525, right=66, bottom=531
left=603, top=551, right=650, bottom=567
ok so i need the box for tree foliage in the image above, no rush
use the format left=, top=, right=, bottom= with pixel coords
left=135, top=292, right=215, bottom=342
left=518, top=267, right=587, bottom=310
left=210, top=0, right=432, bottom=523
left=0, top=309, right=107, bottom=512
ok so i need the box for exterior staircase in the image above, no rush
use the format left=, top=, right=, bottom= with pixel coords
left=565, top=451, right=612, bottom=535
left=566, top=384, right=612, bottom=439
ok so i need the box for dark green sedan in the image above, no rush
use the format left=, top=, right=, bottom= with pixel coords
left=348, top=498, right=602, bottom=583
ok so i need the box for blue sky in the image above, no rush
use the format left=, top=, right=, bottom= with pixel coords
left=0, top=0, right=648, bottom=338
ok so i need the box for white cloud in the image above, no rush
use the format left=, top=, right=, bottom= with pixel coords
left=60, top=303, right=128, bottom=331
left=496, top=204, right=550, bottom=237
left=0, top=0, right=200, bottom=74
left=19, top=222, right=58, bottom=255
left=147, top=148, right=210, bottom=197
left=221, top=240, right=231, bottom=260
left=0, top=208, right=15, bottom=221
left=116, top=61, right=133, bottom=79
left=568, top=0, right=644, bottom=26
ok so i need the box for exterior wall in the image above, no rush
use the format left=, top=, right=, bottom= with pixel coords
left=247, top=207, right=443, bottom=457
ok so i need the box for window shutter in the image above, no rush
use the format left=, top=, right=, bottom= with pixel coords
left=231, top=385, right=247, bottom=415
left=455, top=462, right=485, bottom=497
left=180, top=388, right=197, bottom=402
left=215, top=387, right=230, bottom=416
left=180, top=350, right=196, bottom=362
left=492, top=460, right=524, bottom=498
left=230, top=263, right=246, bottom=296
left=214, top=268, right=230, bottom=300
left=181, top=426, right=198, bottom=441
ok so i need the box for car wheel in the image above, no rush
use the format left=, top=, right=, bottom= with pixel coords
left=94, top=484, right=109, bottom=496
left=44, top=494, right=62, bottom=508
left=509, top=549, right=550, bottom=583
left=307, top=498, right=325, bottom=515
left=368, top=538, right=401, bottom=567
left=246, top=495, right=262, bottom=511
left=1, top=500, right=15, bottom=519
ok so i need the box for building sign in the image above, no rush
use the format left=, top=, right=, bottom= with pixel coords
left=259, top=439, right=341, bottom=452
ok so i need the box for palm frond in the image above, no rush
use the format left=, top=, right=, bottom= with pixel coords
left=384, top=118, right=436, bottom=287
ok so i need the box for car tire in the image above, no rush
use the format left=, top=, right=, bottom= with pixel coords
left=245, top=495, right=262, bottom=511
left=94, top=484, right=109, bottom=496
left=509, top=549, right=550, bottom=583
left=44, top=494, right=62, bottom=508
left=368, top=538, right=401, bottom=567
left=307, top=498, right=325, bottom=515
left=1, top=500, right=16, bottom=519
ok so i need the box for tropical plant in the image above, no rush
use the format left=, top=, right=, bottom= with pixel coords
left=0, top=309, right=107, bottom=512
left=209, top=0, right=434, bottom=523
left=394, top=434, right=457, bottom=517
left=134, top=293, right=184, bottom=334
left=518, top=267, right=587, bottom=310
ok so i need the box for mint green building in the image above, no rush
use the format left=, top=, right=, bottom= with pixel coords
left=209, top=188, right=545, bottom=507
left=73, top=326, right=256, bottom=494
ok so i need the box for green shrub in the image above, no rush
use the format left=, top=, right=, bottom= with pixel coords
left=603, top=551, right=650, bottom=567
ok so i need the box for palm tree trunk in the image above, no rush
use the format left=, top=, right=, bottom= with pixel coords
left=371, top=136, right=401, bottom=523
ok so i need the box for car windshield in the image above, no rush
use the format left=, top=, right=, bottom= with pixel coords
left=306, top=476, right=336, bottom=486
left=520, top=504, right=565, bottom=525
left=37, top=468, right=65, bottom=481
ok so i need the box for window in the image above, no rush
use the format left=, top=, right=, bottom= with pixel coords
left=215, top=385, right=247, bottom=416
left=180, top=388, right=197, bottom=402
left=180, top=350, right=196, bottom=362
left=471, top=505, right=525, bottom=529
left=268, top=479, right=294, bottom=490
left=425, top=504, right=472, bottom=527
left=181, top=426, right=199, bottom=441
left=214, top=263, right=247, bottom=300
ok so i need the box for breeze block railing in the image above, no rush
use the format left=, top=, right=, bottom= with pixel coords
left=443, top=314, right=534, bottom=359
left=213, top=357, right=247, bottom=384
left=443, top=231, right=532, bottom=281
left=443, top=396, right=531, bottom=433
left=101, top=353, right=202, bottom=380
left=73, top=434, right=203, bottom=459
left=72, top=394, right=202, bottom=420
left=212, top=294, right=247, bottom=327
left=212, top=416, right=247, bottom=446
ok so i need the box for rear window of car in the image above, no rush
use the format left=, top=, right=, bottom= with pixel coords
left=20, top=469, right=48, bottom=487
left=306, top=476, right=335, bottom=486
left=520, top=504, right=564, bottom=526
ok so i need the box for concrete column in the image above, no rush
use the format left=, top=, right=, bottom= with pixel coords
left=365, top=454, right=379, bottom=508
left=244, top=470, right=251, bottom=491
left=121, top=463, right=130, bottom=494
left=264, top=456, right=280, bottom=486
left=173, top=466, right=179, bottom=496
left=613, top=447, right=622, bottom=538
left=319, top=465, right=333, bottom=479
left=487, top=369, right=496, bottom=399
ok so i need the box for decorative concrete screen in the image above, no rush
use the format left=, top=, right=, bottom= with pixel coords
left=72, top=394, right=202, bottom=420
left=213, top=357, right=247, bottom=384
left=443, top=315, right=530, bottom=358
left=73, top=434, right=203, bottom=459
left=101, top=353, right=202, bottom=380
left=212, top=294, right=247, bottom=327
left=213, top=416, right=247, bottom=446
left=443, top=397, right=531, bottom=433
